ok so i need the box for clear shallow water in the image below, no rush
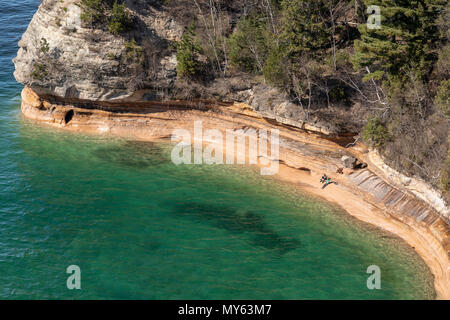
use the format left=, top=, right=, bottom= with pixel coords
left=0, top=0, right=434, bottom=299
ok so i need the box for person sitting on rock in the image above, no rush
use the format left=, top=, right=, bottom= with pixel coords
left=322, top=178, right=335, bottom=189
left=320, top=174, right=327, bottom=184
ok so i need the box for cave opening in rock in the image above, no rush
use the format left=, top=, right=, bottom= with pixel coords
left=64, top=110, right=74, bottom=124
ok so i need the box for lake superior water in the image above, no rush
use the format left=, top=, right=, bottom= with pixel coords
left=0, top=0, right=435, bottom=299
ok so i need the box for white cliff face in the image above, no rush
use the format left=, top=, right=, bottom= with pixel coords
left=368, top=150, right=450, bottom=223
left=13, top=0, right=183, bottom=101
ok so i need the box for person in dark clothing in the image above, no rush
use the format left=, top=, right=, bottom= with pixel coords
left=322, top=178, right=337, bottom=189
left=322, top=178, right=331, bottom=189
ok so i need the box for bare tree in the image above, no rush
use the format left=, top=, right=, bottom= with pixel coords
left=192, top=0, right=231, bottom=77
left=261, top=0, right=278, bottom=35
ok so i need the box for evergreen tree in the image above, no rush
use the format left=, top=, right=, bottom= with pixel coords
left=108, top=1, right=131, bottom=35
left=352, top=0, right=447, bottom=84
left=176, top=23, right=202, bottom=79
left=228, top=15, right=270, bottom=74
left=80, top=0, right=106, bottom=24
left=280, top=0, right=332, bottom=57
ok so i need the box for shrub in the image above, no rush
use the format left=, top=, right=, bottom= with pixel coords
left=125, top=39, right=144, bottom=62
left=80, top=0, right=105, bottom=24
left=108, top=1, right=131, bottom=35
left=435, top=79, right=450, bottom=118
left=441, top=151, right=450, bottom=192
left=39, top=38, right=49, bottom=54
left=31, top=63, right=48, bottom=81
left=363, top=117, right=390, bottom=148
left=329, top=86, right=346, bottom=102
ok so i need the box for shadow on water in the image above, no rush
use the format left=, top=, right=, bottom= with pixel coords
left=93, top=141, right=169, bottom=169
left=171, top=202, right=300, bottom=255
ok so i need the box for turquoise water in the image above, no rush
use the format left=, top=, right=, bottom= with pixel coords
left=0, top=1, right=435, bottom=299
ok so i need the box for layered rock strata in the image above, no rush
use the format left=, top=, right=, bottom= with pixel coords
left=21, top=86, right=450, bottom=299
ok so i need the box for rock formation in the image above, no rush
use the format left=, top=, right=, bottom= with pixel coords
left=13, top=0, right=366, bottom=135
left=13, top=0, right=450, bottom=299
left=13, top=0, right=183, bottom=101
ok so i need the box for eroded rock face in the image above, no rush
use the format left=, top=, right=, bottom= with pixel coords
left=13, top=0, right=364, bottom=135
left=13, top=0, right=182, bottom=101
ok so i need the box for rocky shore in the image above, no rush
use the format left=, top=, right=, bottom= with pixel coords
left=20, top=86, right=450, bottom=299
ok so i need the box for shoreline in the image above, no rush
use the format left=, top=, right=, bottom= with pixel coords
left=20, top=87, right=450, bottom=299
left=272, top=165, right=448, bottom=299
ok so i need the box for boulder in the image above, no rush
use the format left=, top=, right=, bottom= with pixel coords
left=341, top=155, right=357, bottom=169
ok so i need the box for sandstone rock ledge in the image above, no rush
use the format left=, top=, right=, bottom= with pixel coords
left=21, top=86, right=450, bottom=299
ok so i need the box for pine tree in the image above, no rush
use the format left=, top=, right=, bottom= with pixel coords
left=228, top=15, right=270, bottom=74
left=280, top=0, right=331, bottom=56
left=176, top=23, right=202, bottom=79
left=352, top=0, right=446, bottom=84
left=108, top=1, right=131, bottom=35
